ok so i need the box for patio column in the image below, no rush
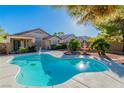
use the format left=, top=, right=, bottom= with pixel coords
left=5, top=43, right=10, bottom=54
left=11, top=39, right=14, bottom=52
left=25, top=40, right=28, bottom=48
left=20, top=40, right=24, bottom=48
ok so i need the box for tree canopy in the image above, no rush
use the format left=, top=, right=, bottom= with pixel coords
left=96, top=16, right=124, bottom=42
left=53, top=32, right=64, bottom=37
left=0, top=27, right=7, bottom=42
left=90, top=38, right=110, bottom=55
left=61, top=5, right=123, bottom=24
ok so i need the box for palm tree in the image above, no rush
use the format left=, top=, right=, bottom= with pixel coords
left=0, top=27, right=7, bottom=42
left=53, top=32, right=64, bottom=37
left=0, top=27, right=4, bottom=34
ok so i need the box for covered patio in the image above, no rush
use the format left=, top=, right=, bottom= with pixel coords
left=0, top=35, right=35, bottom=54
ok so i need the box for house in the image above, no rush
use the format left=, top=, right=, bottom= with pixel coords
left=76, top=36, right=85, bottom=43
left=59, top=34, right=77, bottom=43
left=76, top=36, right=89, bottom=42
left=59, top=34, right=89, bottom=46
left=13, top=28, right=51, bottom=50
left=0, top=28, right=61, bottom=54
left=0, top=28, right=92, bottom=54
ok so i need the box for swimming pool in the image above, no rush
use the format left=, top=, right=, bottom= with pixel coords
left=10, top=54, right=108, bottom=87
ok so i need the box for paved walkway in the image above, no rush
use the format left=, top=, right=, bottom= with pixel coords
left=0, top=51, right=124, bottom=88
left=88, top=52, right=124, bottom=64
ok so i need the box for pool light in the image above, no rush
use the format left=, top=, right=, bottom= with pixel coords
left=79, top=55, right=84, bottom=58
left=76, top=61, right=86, bottom=70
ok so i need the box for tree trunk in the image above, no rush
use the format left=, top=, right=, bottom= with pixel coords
left=101, top=50, right=106, bottom=56
left=97, top=50, right=101, bottom=56
left=122, top=30, right=124, bottom=52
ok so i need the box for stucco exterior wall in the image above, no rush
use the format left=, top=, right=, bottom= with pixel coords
left=43, top=37, right=60, bottom=49
left=109, top=41, right=123, bottom=51
left=0, top=43, right=6, bottom=54
left=49, top=37, right=60, bottom=45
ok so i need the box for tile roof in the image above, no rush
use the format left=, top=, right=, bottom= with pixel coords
left=59, top=34, right=76, bottom=39
left=14, top=28, right=51, bottom=36
left=43, top=36, right=61, bottom=40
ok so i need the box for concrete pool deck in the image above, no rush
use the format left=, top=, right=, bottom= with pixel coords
left=0, top=51, right=124, bottom=88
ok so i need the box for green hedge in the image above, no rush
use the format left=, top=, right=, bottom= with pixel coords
left=19, top=47, right=28, bottom=53
left=51, top=44, right=67, bottom=50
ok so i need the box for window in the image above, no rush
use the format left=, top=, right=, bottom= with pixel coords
left=53, top=40, right=58, bottom=44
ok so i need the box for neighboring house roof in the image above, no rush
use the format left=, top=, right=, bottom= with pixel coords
left=14, top=28, right=51, bottom=36
left=43, top=36, right=61, bottom=40
left=76, top=37, right=84, bottom=42
left=77, top=36, right=90, bottom=41
left=59, top=34, right=76, bottom=39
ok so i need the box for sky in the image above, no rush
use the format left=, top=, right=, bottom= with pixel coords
left=0, top=5, right=99, bottom=37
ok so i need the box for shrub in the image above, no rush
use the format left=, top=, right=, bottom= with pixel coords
left=51, top=44, right=58, bottom=50
left=51, top=44, right=60, bottom=50
left=57, top=44, right=62, bottom=49
left=51, top=44, right=67, bottom=50
left=90, top=38, right=110, bottom=55
left=67, top=39, right=81, bottom=51
left=60, top=43, right=67, bottom=49
left=19, top=47, right=28, bottom=53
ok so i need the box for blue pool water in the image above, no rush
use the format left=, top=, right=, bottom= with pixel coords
left=10, top=54, right=108, bottom=87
